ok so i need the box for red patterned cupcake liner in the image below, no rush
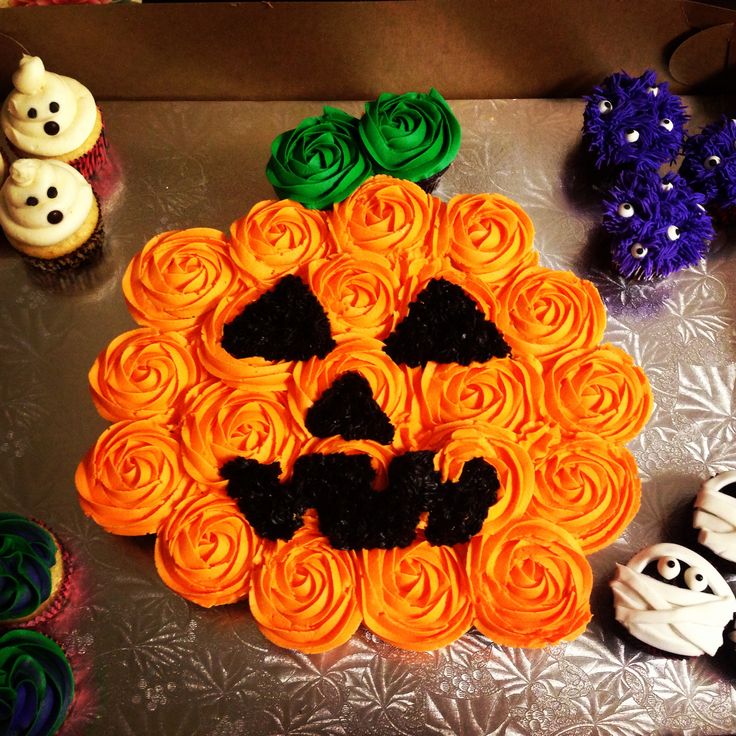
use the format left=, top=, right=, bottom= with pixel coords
left=69, top=120, right=109, bottom=181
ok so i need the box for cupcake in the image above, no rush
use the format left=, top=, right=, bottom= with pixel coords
left=359, top=89, right=461, bottom=192
left=0, top=158, right=103, bottom=271
left=1, top=55, right=108, bottom=180
left=693, top=470, right=736, bottom=564
left=0, top=629, right=75, bottom=736
left=0, top=514, right=66, bottom=626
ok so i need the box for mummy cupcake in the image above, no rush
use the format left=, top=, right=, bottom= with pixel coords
left=1, top=55, right=108, bottom=180
left=611, top=543, right=736, bottom=656
left=694, top=471, right=736, bottom=563
left=0, top=158, right=103, bottom=271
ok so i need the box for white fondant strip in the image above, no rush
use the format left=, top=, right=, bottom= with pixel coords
left=696, top=489, right=736, bottom=527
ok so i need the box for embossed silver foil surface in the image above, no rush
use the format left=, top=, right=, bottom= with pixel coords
left=1, top=99, right=735, bottom=735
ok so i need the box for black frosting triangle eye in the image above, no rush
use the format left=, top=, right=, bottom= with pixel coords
left=305, top=371, right=395, bottom=444
left=221, top=274, right=336, bottom=361
left=382, top=278, right=510, bottom=367
left=718, top=482, right=736, bottom=499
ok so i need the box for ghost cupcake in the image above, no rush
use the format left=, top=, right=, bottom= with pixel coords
left=1, top=55, right=108, bottom=180
left=0, top=158, right=103, bottom=271
left=694, top=471, right=736, bottom=564
left=611, top=542, right=736, bottom=657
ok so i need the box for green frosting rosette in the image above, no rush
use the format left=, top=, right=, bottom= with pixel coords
left=0, top=630, right=74, bottom=736
left=266, top=107, right=373, bottom=210
left=0, top=514, right=59, bottom=623
left=359, top=89, right=461, bottom=185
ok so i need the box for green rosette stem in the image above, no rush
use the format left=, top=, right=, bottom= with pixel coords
left=0, top=630, right=74, bottom=736
left=0, top=514, right=58, bottom=622
left=358, top=89, right=461, bottom=182
left=266, top=107, right=373, bottom=210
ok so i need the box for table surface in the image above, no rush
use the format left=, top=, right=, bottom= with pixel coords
left=2, top=97, right=736, bottom=736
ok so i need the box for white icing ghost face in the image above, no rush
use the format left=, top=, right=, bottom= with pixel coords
left=0, top=159, right=94, bottom=248
left=1, top=56, right=97, bottom=158
left=694, top=470, right=736, bottom=563
left=611, top=542, right=736, bottom=657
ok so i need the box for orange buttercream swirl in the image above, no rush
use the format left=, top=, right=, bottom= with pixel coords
left=444, top=192, right=537, bottom=284
left=467, top=519, right=593, bottom=647
left=289, top=335, right=412, bottom=434
left=197, top=288, right=293, bottom=391
left=417, top=355, right=546, bottom=435
left=155, top=492, right=264, bottom=607
left=329, top=175, right=447, bottom=279
left=422, top=421, right=534, bottom=526
left=249, top=515, right=361, bottom=653
left=531, top=434, right=641, bottom=553
left=306, top=252, right=400, bottom=340
left=495, top=266, right=606, bottom=363
left=357, top=533, right=473, bottom=651
left=180, top=379, right=305, bottom=487
left=229, top=199, right=334, bottom=285
left=88, top=327, right=201, bottom=423
left=123, top=228, right=242, bottom=333
left=75, top=419, right=191, bottom=536
left=545, top=344, right=653, bottom=442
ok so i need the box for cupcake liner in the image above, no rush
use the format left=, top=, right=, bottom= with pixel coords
left=415, top=163, right=450, bottom=194
left=22, top=199, right=105, bottom=273
left=70, top=119, right=109, bottom=181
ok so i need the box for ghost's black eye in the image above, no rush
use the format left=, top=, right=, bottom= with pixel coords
left=25, top=196, right=38, bottom=207
left=28, top=108, right=37, bottom=119
left=47, top=187, right=58, bottom=199
left=49, top=101, right=60, bottom=113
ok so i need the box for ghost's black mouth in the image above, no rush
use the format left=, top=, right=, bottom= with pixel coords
left=221, top=450, right=499, bottom=551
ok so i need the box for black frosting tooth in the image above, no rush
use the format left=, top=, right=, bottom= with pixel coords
left=305, top=371, right=395, bottom=444
left=382, top=278, right=510, bottom=367
left=221, top=274, right=336, bottom=361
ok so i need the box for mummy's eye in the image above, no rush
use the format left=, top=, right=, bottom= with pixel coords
left=684, top=566, right=708, bottom=592
left=660, top=119, right=674, bottom=132
left=598, top=99, right=613, bottom=114
left=705, top=155, right=721, bottom=169
left=657, top=556, right=680, bottom=579
left=618, top=202, right=634, bottom=218
left=667, top=225, right=681, bottom=241
left=630, top=243, right=648, bottom=259
left=625, top=129, right=640, bottom=143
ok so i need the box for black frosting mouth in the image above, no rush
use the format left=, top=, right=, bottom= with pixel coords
left=220, top=450, right=499, bottom=551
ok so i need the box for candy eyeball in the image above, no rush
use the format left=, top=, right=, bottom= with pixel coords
left=667, top=225, right=681, bottom=241
left=625, top=129, right=640, bottom=143
left=657, top=556, right=679, bottom=579
left=647, top=85, right=659, bottom=96
left=684, top=566, right=708, bottom=592
left=598, top=99, right=613, bottom=114
left=660, top=118, right=674, bottom=132
left=704, top=155, right=721, bottom=169
left=617, top=202, right=635, bottom=218
left=630, top=243, right=648, bottom=259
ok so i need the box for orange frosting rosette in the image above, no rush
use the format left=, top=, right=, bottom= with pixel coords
left=444, top=192, right=537, bottom=285
left=495, top=266, right=606, bottom=363
left=422, top=421, right=534, bottom=526
left=249, top=515, right=361, bottom=653
left=230, top=199, right=334, bottom=285
left=289, top=335, right=413, bottom=434
left=75, top=419, right=192, bottom=536
left=357, top=532, right=473, bottom=651
left=467, top=519, right=593, bottom=647
left=123, top=228, right=242, bottom=333
left=180, top=379, right=305, bottom=487
left=329, top=175, right=447, bottom=279
left=306, top=252, right=400, bottom=340
left=417, top=355, right=546, bottom=435
left=531, top=435, right=641, bottom=553
left=89, top=327, right=201, bottom=423
left=197, top=287, right=293, bottom=391
left=155, top=491, right=264, bottom=607
left=545, top=343, right=653, bottom=442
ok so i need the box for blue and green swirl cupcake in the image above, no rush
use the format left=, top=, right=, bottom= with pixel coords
left=0, top=514, right=65, bottom=625
left=0, top=630, right=74, bottom=736
left=358, top=89, right=461, bottom=191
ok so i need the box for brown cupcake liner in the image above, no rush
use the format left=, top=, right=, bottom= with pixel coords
left=415, top=164, right=451, bottom=194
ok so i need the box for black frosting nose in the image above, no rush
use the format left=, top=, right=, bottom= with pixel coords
left=44, top=121, right=60, bottom=136
left=47, top=210, right=63, bottom=225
